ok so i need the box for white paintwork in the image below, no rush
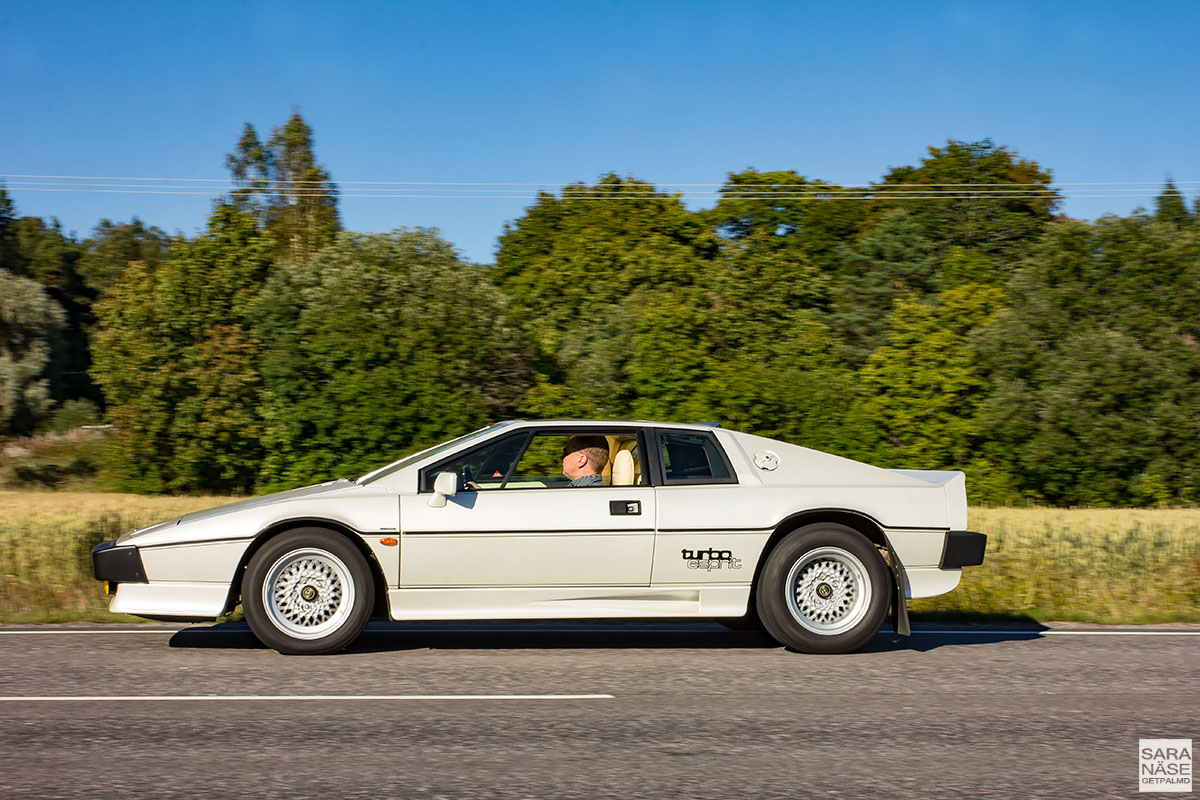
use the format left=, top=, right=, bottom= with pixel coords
left=100, top=419, right=979, bottom=625
left=116, top=480, right=398, bottom=549
left=399, top=486, right=655, bottom=586
left=386, top=585, right=750, bottom=619
left=138, top=540, right=251, bottom=583
left=651, top=530, right=770, bottom=584
left=902, top=567, right=963, bottom=598
left=110, top=582, right=231, bottom=618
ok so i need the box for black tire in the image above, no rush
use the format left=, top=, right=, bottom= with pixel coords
left=243, top=528, right=375, bottom=655
left=756, top=523, right=889, bottom=654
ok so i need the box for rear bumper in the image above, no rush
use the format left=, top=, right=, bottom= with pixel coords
left=940, top=531, right=987, bottom=568
left=92, top=540, right=147, bottom=584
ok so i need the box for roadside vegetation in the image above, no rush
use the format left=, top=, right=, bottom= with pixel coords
left=3, top=113, right=1199, bottom=506
left=3, top=113, right=1198, bottom=627
left=3, top=492, right=1196, bottom=624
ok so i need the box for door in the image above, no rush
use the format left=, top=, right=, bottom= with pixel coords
left=399, top=429, right=655, bottom=587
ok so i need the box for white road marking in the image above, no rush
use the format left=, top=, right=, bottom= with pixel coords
left=900, top=630, right=1200, bottom=636
left=0, top=694, right=614, bottom=702
left=0, top=627, right=1197, bottom=637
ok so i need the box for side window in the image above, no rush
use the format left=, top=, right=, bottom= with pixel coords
left=506, top=432, right=642, bottom=489
left=506, top=434, right=574, bottom=489
left=659, top=432, right=734, bottom=484
left=422, top=434, right=527, bottom=491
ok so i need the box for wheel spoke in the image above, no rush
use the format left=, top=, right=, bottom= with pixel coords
left=261, top=548, right=356, bottom=640
left=784, top=546, right=872, bottom=636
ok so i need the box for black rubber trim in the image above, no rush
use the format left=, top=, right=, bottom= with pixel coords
left=91, top=540, right=148, bottom=583
left=940, top=531, right=987, bottom=568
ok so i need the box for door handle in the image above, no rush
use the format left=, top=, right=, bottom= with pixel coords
left=609, top=500, right=641, bottom=516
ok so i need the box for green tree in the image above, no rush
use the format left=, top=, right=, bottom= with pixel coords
left=78, top=218, right=171, bottom=294
left=225, top=112, right=340, bottom=262
left=873, top=139, right=1059, bottom=270
left=705, top=169, right=866, bottom=279
left=225, top=123, right=273, bottom=225
left=254, top=228, right=528, bottom=489
left=91, top=204, right=273, bottom=492
left=1154, top=179, right=1193, bottom=229
left=2, top=211, right=96, bottom=407
left=975, top=216, right=1200, bottom=505
left=0, top=268, right=67, bottom=434
left=493, top=175, right=716, bottom=416
left=828, top=208, right=940, bottom=363
left=849, top=284, right=1006, bottom=472
left=0, top=188, right=20, bottom=272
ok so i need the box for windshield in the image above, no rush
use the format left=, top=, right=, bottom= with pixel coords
left=356, top=422, right=515, bottom=485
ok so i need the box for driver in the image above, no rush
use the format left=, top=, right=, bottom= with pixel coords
left=561, top=435, right=609, bottom=487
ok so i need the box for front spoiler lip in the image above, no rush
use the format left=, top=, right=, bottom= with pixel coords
left=92, top=540, right=148, bottom=584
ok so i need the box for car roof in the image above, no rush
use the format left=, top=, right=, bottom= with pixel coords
left=501, top=419, right=724, bottom=432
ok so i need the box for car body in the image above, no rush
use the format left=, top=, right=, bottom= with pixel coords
left=93, top=420, right=986, bottom=654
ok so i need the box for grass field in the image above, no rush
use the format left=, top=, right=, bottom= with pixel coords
left=1, top=491, right=1197, bottom=624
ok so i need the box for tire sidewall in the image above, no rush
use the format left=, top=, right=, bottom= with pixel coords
left=756, top=524, right=890, bottom=654
left=244, top=528, right=375, bottom=655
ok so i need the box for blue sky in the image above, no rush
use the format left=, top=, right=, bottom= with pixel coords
left=2, top=0, right=1197, bottom=264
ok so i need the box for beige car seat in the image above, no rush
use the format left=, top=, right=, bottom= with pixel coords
left=602, top=435, right=641, bottom=486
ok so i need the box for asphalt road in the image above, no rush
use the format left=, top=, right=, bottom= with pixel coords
left=0, top=621, right=1195, bottom=799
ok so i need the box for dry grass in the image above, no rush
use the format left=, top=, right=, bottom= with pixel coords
left=0, top=491, right=231, bottom=622
left=2, top=492, right=1198, bottom=624
left=909, top=507, right=1200, bottom=623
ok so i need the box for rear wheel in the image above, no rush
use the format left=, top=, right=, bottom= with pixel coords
left=243, top=528, right=374, bottom=655
left=756, top=524, right=889, bottom=654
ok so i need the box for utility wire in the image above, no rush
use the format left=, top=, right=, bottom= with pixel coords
left=2, top=173, right=1198, bottom=188
left=7, top=187, right=1179, bottom=201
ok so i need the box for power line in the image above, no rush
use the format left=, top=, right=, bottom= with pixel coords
left=2, top=173, right=1197, bottom=188
left=6, top=187, right=1180, bottom=201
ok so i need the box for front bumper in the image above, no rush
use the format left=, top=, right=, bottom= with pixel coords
left=940, top=531, right=987, bottom=568
left=92, top=540, right=148, bottom=585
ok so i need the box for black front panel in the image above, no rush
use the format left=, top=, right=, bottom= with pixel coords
left=92, top=540, right=148, bottom=583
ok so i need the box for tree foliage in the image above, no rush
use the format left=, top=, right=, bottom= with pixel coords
left=226, top=112, right=340, bottom=262
left=91, top=204, right=272, bottom=492
left=0, top=268, right=66, bottom=434
left=11, top=129, right=1200, bottom=507
left=975, top=215, right=1200, bottom=505
left=254, top=229, right=528, bottom=489
left=78, top=218, right=170, bottom=294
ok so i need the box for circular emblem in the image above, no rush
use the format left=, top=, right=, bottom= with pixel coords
left=753, top=450, right=779, bottom=471
left=816, top=582, right=833, bottom=599
left=300, top=585, right=319, bottom=602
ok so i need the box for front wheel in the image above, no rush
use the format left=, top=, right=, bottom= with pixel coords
left=756, top=524, right=890, bottom=654
left=243, top=528, right=374, bottom=655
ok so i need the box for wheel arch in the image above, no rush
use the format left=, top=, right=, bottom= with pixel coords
left=749, top=508, right=909, bottom=635
left=223, top=518, right=390, bottom=620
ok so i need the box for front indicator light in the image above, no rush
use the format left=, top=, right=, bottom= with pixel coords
left=380, top=537, right=398, bottom=547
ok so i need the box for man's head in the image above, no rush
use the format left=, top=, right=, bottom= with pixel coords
left=561, top=435, right=609, bottom=480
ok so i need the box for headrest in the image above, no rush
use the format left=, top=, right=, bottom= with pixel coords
left=611, top=449, right=635, bottom=486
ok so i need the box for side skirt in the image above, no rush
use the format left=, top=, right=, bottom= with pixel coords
left=386, top=585, right=751, bottom=620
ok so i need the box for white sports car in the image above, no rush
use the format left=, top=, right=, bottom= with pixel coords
left=93, top=420, right=986, bottom=655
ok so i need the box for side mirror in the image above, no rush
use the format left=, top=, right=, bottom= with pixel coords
left=427, top=471, right=459, bottom=508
